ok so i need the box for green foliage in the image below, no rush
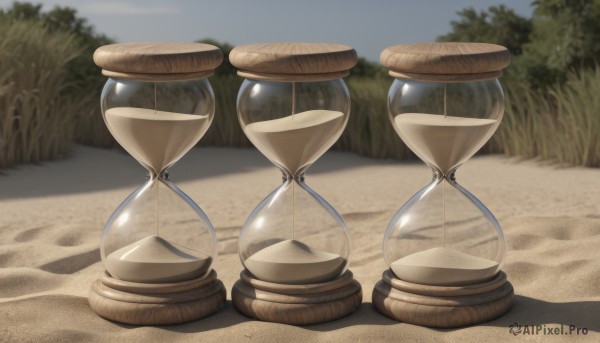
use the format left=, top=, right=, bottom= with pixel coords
left=499, top=67, right=600, bottom=166
left=0, top=20, right=86, bottom=168
left=349, top=58, right=387, bottom=79
left=439, top=0, right=600, bottom=89
left=437, top=5, right=533, bottom=87
left=2, top=0, right=598, bottom=169
left=1, top=1, right=115, bottom=148
left=200, top=75, right=250, bottom=147
left=438, top=0, right=600, bottom=166
left=438, top=5, right=532, bottom=56
left=339, top=77, right=412, bottom=159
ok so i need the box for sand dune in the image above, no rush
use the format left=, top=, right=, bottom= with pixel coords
left=1, top=145, right=599, bottom=342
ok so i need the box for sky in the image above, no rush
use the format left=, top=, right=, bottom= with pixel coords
left=1, top=0, right=534, bottom=62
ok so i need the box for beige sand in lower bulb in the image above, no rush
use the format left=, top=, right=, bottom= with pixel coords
left=244, top=239, right=345, bottom=284
left=245, top=110, right=344, bottom=176
left=390, top=247, right=499, bottom=286
left=394, top=113, right=497, bottom=174
left=105, top=107, right=210, bottom=174
left=105, top=235, right=211, bottom=283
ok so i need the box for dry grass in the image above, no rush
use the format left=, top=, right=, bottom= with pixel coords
left=0, top=20, right=86, bottom=168
left=499, top=68, right=600, bottom=167
left=2, top=21, right=598, bottom=169
left=339, top=77, right=412, bottom=159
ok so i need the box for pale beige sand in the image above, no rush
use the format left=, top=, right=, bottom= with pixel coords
left=390, top=247, right=499, bottom=286
left=105, top=107, right=210, bottom=174
left=1, top=146, right=599, bottom=342
left=105, top=235, right=211, bottom=283
left=244, top=240, right=345, bottom=284
left=394, top=113, right=497, bottom=174
left=245, top=110, right=344, bottom=176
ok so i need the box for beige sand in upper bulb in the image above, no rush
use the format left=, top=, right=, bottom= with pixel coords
left=105, top=235, right=211, bottom=283
left=244, top=239, right=345, bottom=284
left=390, top=247, right=498, bottom=286
left=394, top=113, right=497, bottom=174
left=245, top=110, right=344, bottom=176
left=105, top=107, right=210, bottom=174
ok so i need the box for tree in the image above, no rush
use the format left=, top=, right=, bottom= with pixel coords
left=439, top=1, right=600, bottom=89
left=527, top=0, right=600, bottom=71
left=437, top=5, right=532, bottom=56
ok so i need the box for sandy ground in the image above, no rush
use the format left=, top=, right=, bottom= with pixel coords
left=0, top=145, right=599, bottom=342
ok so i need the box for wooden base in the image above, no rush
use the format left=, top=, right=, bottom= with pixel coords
left=89, top=269, right=226, bottom=325
left=372, top=270, right=514, bottom=328
left=232, top=269, right=362, bottom=325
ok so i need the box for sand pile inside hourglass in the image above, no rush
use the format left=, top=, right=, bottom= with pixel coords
left=243, top=110, right=346, bottom=284
left=392, top=113, right=499, bottom=286
left=106, top=236, right=212, bottom=283
left=245, top=240, right=345, bottom=284
left=390, top=247, right=498, bottom=286
left=104, top=107, right=212, bottom=283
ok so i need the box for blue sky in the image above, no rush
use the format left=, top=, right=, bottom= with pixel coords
left=1, top=0, right=533, bottom=61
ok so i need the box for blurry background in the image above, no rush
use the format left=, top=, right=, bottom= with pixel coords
left=1, top=0, right=599, bottom=169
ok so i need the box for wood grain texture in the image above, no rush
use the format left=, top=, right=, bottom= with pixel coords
left=236, top=70, right=349, bottom=82
left=240, top=267, right=356, bottom=295
left=383, top=270, right=509, bottom=297
left=381, top=42, right=510, bottom=82
left=372, top=270, right=514, bottom=328
left=94, top=42, right=223, bottom=81
left=101, top=70, right=213, bottom=82
left=88, top=270, right=226, bottom=325
left=230, top=42, right=357, bottom=82
left=388, top=70, right=502, bottom=82
left=232, top=269, right=362, bottom=325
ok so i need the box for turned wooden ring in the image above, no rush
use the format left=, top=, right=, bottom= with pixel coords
left=388, top=70, right=502, bottom=82
left=101, top=269, right=218, bottom=294
left=92, top=278, right=224, bottom=304
left=102, top=70, right=213, bottom=82
left=375, top=280, right=513, bottom=307
left=237, top=70, right=349, bottom=82
left=240, top=269, right=355, bottom=295
left=232, top=269, right=362, bottom=325
left=235, top=278, right=361, bottom=304
left=382, top=269, right=507, bottom=297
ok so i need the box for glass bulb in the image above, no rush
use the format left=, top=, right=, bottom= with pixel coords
left=99, top=77, right=217, bottom=283
left=236, top=79, right=351, bottom=284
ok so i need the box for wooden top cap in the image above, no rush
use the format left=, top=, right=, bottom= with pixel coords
left=380, top=42, right=511, bottom=82
left=229, top=42, right=358, bottom=82
left=94, top=42, right=223, bottom=81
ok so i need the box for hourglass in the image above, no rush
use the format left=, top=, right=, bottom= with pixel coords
left=372, top=43, right=514, bottom=327
left=87, top=43, right=226, bottom=325
left=229, top=43, right=362, bottom=325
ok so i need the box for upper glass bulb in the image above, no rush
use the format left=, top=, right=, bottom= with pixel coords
left=389, top=79, right=504, bottom=175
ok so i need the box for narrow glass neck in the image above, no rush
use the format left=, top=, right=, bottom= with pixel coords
left=148, top=169, right=169, bottom=181
left=282, top=171, right=305, bottom=183
left=432, top=168, right=456, bottom=182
